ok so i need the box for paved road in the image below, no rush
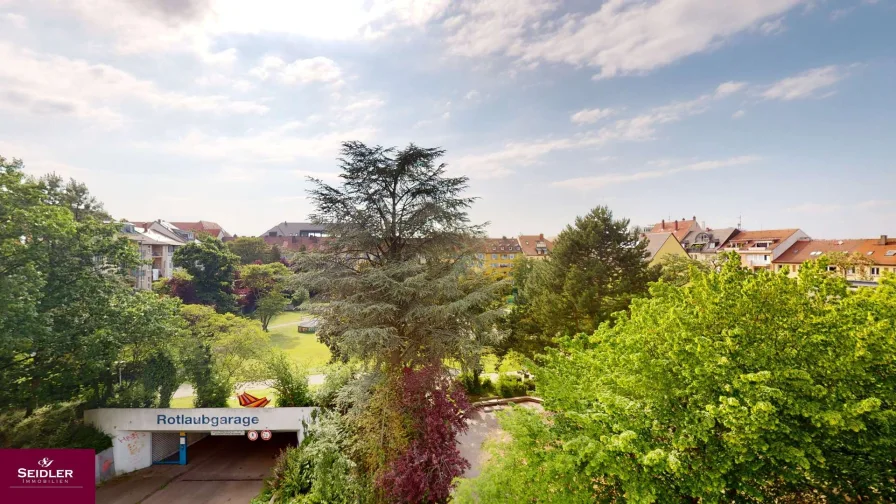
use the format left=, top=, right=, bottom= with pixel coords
left=97, top=434, right=294, bottom=504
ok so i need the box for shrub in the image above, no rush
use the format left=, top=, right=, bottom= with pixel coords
left=0, top=402, right=111, bottom=453
left=268, top=353, right=313, bottom=407
left=495, top=373, right=532, bottom=398
left=260, top=411, right=366, bottom=504
left=376, top=365, right=472, bottom=503
left=458, top=372, right=494, bottom=397
left=458, top=260, right=896, bottom=502
left=313, top=362, right=357, bottom=409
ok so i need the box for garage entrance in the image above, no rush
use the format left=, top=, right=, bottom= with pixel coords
left=84, top=407, right=315, bottom=476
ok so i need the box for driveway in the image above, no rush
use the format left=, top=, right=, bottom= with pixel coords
left=97, top=434, right=294, bottom=504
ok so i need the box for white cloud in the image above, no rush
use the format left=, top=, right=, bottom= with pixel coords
left=48, top=0, right=453, bottom=61
left=732, top=109, right=746, bottom=119
left=454, top=80, right=746, bottom=178
left=552, top=156, right=761, bottom=190
left=164, top=123, right=377, bottom=164
left=442, top=0, right=804, bottom=79
left=0, top=140, right=84, bottom=178
left=464, top=89, right=481, bottom=101
left=0, top=42, right=267, bottom=125
left=758, top=17, right=786, bottom=34
left=2, top=12, right=26, bottom=28
left=570, top=107, right=616, bottom=125
left=762, top=65, right=848, bottom=101
left=250, top=56, right=343, bottom=86
left=715, top=81, right=748, bottom=97
left=343, top=98, right=385, bottom=111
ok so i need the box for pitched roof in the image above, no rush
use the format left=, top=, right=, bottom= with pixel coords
left=170, top=221, right=231, bottom=237
left=483, top=237, right=522, bottom=253
left=649, top=218, right=701, bottom=242
left=680, top=227, right=739, bottom=253
left=774, top=237, right=896, bottom=266
left=262, top=222, right=327, bottom=237
left=642, top=232, right=674, bottom=260
left=518, top=234, right=554, bottom=256
left=721, top=229, right=800, bottom=251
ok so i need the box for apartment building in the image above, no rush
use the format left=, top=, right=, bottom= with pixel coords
left=478, top=237, right=522, bottom=277
left=518, top=234, right=554, bottom=259
left=649, top=217, right=702, bottom=242
left=719, top=229, right=809, bottom=270
left=122, top=222, right=185, bottom=290
left=169, top=220, right=231, bottom=239
left=642, top=232, right=688, bottom=266
left=262, top=222, right=327, bottom=238
left=772, top=235, right=896, bottom=285
left=680, top=227, right=740, bottom=262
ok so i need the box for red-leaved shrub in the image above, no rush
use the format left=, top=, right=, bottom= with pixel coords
left=377, top=365, right=471, bottom=503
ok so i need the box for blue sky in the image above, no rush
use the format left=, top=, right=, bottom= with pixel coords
left=1, top=0, right=894, bottom=238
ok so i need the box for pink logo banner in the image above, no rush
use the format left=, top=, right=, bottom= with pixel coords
left=0, top=449, right=95, bottom=503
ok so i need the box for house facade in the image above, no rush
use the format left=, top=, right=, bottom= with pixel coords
left=772, top=235, right=896, bottom=285
left=642, top=232, right=688, bottom=266
left=122, top=222, right=186, bottom=290
left=681, top=227, right=740, bottom=262
left=479, top=237, right=522, bottom=277
left=719, top=229, right=809, bottom=270
left=262, top=222, right=327, bottom=238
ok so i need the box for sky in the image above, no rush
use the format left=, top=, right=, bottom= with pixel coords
left=1, top=0, right=894, bottom=239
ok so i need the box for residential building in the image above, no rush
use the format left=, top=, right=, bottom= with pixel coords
left=479, top=237, right=522, bottom=277
left=681, top=227, right=740, bottom=262
left=719, top=228, right=809, bottom=270
left=122, top=222, right=186, bottom=290
left=649, top=217, right=702, bottom=243
left=261, top=235, right=328, bottom=255
left=642, top=232, right=688, bottom=266
left=772, top=235, right=896, bottom=285
left=168, top=221, right=231, bottom=239
left=518, top=234, right=554, bottom=259
left=262, top=222, right=327, bottom=238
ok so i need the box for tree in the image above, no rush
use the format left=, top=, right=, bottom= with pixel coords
left=656, top=253, right=712, bottom=287
left=173, top=235, right=239, bottom=313
left=296, top=141, right=506, bottom=499
left=525, top=206, right=655, bottom=336
left=237, top=262, right=296, bottom=327
left=255, top=292, right=289, bottom=331
left=826, top=251, right=875, bottom=280
left=227, top=236, right=279, bottom=264
left=179, top=305, right=270, bottom=407
left=0, top=156, right=142, bottom=415
left=457, top=255, right=896, bottom=503
left=299, top=141, right=506, bottom=367
left=498, top=256, right=556, bottom=358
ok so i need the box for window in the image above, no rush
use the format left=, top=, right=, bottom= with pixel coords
left=828, top=266, right=837, bottom=272
left=848, top=267, right=856, bottom=274
left=872, top=267, right=881, bottom=276
left=491, top=263, right=497, bottom=268
left=501, top=254, right=508, bottom=259
left=755, top=242, right=770, bottom=248
left=476, top=253, right=484, bottom=260
left=791, top=264, right=797, bottom=272
left=887, top=250, right=896, bottom=257
left=491, top=254, right=497, bottom=259
left=500, top=246, right=504, bottom=251
left=509, top=254, right=515, bottom=259
left=763, top=255, right=769, bottom=261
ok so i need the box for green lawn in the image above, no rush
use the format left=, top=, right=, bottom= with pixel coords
left=267, top=312, right=331, bottom=372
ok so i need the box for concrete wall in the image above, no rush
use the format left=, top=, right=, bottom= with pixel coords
left=95, top=446, right=115, bottom=484
left=111, top=431, right=152, bottom=474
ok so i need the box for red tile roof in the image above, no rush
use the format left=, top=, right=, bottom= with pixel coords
left=721, top=229, right=801, bottom=251
left=518, top=234, right=553, bottom=257
left=649, top=218, right=700, bottom=242
left=170, top=221, right=230, bottom=237
left=775, top=237, right=896, bottom=266
left=484, top=237, right=522, bottom=254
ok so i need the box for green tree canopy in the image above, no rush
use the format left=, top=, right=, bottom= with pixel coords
left=173, top=235, right=239, bottom=313
left=523, top=205, right=655, bottom=337
left=0, top=157, right=143, bottom=414
left=458, top=255, right=896, bottom=503
left=227, top=236, right=280, bottom=264
left=298, top=141, right=506, bottom=368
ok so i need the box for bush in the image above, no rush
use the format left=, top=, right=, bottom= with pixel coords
left=458, top=372, right=494, bottom=397
left=268, top=353, right=314, bottom=407
left=0, top=402, right=111, bottom=453
left=313, top=362, right=356, bottom=409
left=260, top=411, right=366, bottom=504
left=458, top=259, right=896, bottom=502
left=495, top=373, right=532, bottom=398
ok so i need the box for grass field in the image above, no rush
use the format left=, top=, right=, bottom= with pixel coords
left=171, top=311, right=330, bottom=408
left=267, top=311, right=331, bottom=371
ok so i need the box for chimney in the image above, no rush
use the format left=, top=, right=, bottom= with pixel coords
left=881, top=235, right=888, bottom=245
left=539, top=233, right=544, bottom=240
left=692, top=215, right=696, bottom=221
left=674, top=220, right=679, bottom=230
left=661, top=219, right=665, bottom=230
